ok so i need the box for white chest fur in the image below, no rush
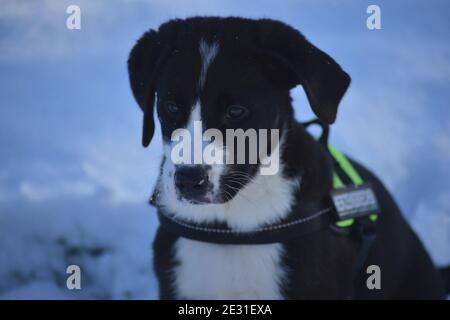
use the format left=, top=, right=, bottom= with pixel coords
left=173, top=238, right=286, bottom=299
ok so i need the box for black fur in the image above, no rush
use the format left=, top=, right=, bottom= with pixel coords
left=128, top=17, right=446, bottom=299
left=128, top=17, right=350, bottom=147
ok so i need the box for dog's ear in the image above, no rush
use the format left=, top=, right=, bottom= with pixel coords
left=255, top=19, right=351, bottom=124
left=128, top=29, right=171, bottom=147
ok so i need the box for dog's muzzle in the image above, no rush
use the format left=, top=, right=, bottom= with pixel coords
left=174, top=165, right=212, bottom=203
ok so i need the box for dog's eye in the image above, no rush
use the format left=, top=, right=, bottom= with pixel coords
left=226, top=105, right=249, bottom=121
left=166, top=101, right=180, bottom=114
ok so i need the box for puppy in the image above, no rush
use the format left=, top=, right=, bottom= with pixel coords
left=128, top=17, right=446, bottom=299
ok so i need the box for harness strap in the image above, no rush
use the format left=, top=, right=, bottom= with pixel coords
left=303, top=119, right=379, bottom=272
left=328, top=146, right=378, bottom=271
left=328, top=145, right=378, bottom=227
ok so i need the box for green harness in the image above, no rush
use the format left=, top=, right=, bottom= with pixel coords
left=329, top=144, right=378, bottom=228
left=303, top=118, right=379, bottom=271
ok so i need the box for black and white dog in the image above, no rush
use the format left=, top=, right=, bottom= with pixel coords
left=128, top=17, right=447, bottom=299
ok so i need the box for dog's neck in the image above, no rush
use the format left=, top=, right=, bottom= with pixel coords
left=282, top=119, right=334, bottom=204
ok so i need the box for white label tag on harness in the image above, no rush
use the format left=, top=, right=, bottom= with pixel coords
left=331, top=184, right=379, bottom=220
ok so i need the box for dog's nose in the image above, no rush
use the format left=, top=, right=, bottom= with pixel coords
left=175, top=166, right=210, bottom=200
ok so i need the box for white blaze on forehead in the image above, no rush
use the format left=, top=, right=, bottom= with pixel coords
left=186, top=102, right=202, bottom=164
left=186, top=101, right=201, bottom=132
left=166, top=39, right=218, bottom=149
left=198, top=40, right=219, bottom=89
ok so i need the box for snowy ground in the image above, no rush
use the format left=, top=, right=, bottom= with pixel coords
left=0, top=1, right=449, bottom=299
left=0, top=196, right=160, bottom=299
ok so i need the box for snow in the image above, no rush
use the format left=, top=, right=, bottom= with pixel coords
left=0, top=200, right=160, bottom=299
left=0, top=282, right=74, bottom=300
left=0, top=0, right=449, bottom=299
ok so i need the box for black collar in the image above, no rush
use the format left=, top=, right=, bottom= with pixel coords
left=156, top=206, right=334, bottom=245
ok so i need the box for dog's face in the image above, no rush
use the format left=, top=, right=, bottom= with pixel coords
left=154, top=39, right=290, bottom=204
left=128, top=17, right=350, bottom=209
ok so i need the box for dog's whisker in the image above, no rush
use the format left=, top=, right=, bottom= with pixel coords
left=226, top=172, right=260, bottom=186
left=224, top=175, right=248, bottom=183
left=227, top=175, right=261, bottom=185
left=224, top=179, right=249, bottom=189
left=227, top=170, right=253, bottom=177
left=227, top=173, right=251, bottom=180
left=227, top=172, right=256, bottom=181
left=222, top=183, right=258, bottom=207
left=223, top=177, right=250, bottom=188
left=221, top=188, right=234, bottom=202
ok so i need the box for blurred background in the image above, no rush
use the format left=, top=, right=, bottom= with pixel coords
left=0, top=0, right=449, bottom=299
